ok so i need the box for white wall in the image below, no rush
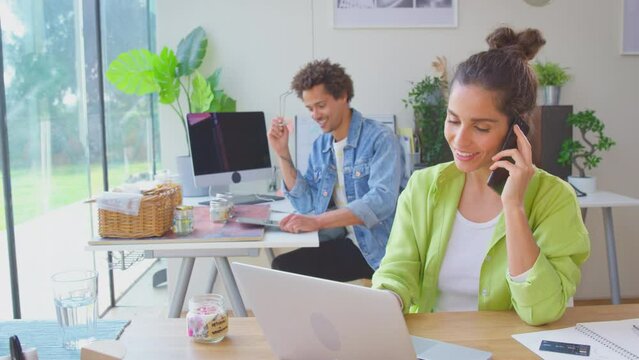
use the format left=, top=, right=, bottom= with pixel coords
left=158, top=0, right=639, bottom=300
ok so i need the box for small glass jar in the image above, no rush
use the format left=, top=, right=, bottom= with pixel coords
left=173, top=205, right=193, bottom=235
left=215, top=193, right=234, bottom=209
left=186, top=294, right=228, bottom=343
left=209, top=197, right=231, bottom=223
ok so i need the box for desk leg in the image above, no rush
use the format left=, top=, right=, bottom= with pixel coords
left=168, top=257, right=195, bottom=318
left=206, top=259, right=218, bottom=294
left=213, top=256, right=247, bottom=317
left=602, top=207, right=621, bottom=305
left=264, top=248, right=275, bottom=265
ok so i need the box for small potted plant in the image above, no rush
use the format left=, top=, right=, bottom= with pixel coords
left=106, top=26, right=236, bottom=196
left=557, top=110, right=616, bottom=194
left=403, top=56, right=452, bottom=169
left=533, top=61, right=570, bottom=105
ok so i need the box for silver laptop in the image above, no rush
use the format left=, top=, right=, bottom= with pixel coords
left=232, top=262, right=492, bottom=360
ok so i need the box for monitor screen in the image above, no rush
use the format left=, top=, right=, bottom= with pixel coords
left=187, top=112, right=272, bottom=189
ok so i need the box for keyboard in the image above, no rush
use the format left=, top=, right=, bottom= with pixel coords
left=198, top=194, right=284, bottom=206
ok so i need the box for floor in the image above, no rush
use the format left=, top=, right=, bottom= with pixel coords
left=0, top=201, right=153, bottom=319
left=101, top=259, right=170, bottom=320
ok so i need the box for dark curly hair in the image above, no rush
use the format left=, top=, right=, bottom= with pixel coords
left=451, top=27, right=546, bottom=121
left=291, top=59, right=354, bottom=102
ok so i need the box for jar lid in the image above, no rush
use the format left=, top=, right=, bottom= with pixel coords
left=176, top=205, right=194, bottom=210
left=188, top=294, right=225, bottom=311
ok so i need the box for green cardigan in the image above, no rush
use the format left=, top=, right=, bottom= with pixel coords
left=372, top=162, right=590, bottom=325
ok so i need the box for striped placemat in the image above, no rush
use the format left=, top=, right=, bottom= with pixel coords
left=0, top=320, right=130, bottom=359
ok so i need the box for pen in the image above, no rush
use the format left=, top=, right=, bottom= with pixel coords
left=633, top=324, right=639, bottom=336
left=9, top=335, right=25, bottom=360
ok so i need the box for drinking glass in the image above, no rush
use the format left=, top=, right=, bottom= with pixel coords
left=51, top=270, right=98, bottom=350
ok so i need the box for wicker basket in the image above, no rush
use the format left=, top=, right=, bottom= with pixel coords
left=98, top=183, right=182, bottom=238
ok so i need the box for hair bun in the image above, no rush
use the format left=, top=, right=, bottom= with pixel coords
left=486, top=27, right=518, bottom=49
left=486, top=27, right=546, bottom=60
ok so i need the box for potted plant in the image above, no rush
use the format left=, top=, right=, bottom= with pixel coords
left=403, top=57, right=452, bottom=169
left=557, top=109, right=616, bottom=194
left=533, top=61, right=570, bottom=105
left=106, top=26, right=236, bottom=196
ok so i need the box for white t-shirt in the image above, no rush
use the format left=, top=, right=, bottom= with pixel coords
left=435, top=211, right=499, bottom=312
left=332, top=137, right=358, bottom=247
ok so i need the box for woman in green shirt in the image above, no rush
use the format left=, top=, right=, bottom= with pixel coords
left=372, top=27, right=590, bottom=326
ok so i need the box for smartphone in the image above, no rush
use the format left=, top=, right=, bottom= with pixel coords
left=539, top=340, right=590, bottom=356
left=486, top=116, right=530, bottom=194
left=235, top=217, right=281, bottom=228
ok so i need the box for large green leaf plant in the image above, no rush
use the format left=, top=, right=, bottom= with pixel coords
left=106, top=26, right=236, bottom=155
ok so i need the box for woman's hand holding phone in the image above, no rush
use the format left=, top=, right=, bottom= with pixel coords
left=489, top=124, right=535, bottom=208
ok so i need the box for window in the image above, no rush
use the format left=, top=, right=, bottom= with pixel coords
left=0, top=0, right=158, bottom=318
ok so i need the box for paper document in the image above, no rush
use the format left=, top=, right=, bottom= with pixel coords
left=513, top=318, right=639, bottom=359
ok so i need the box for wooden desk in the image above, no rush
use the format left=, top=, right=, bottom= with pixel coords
left=118, top=304, right=639, bottom=359
left=577, top=191, right=639, bottom=304
left=87, top=200, right=318, bottom=318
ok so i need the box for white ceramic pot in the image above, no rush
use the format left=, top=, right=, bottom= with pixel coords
left=176, top=155, right=209, bottom=197
left=568, top=176, right=597, bottom=194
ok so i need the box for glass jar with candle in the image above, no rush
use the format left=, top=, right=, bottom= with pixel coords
left=209, top=197, right=230, bottom=223
left=215, top=193, right=234, bottom=211
left=186, top=294, right=228, bottom=343
left=173, top=205, right=194, bottom=235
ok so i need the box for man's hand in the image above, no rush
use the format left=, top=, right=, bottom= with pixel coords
left=279, top=213, right=321, bottom=233
left=268, top=117, right=297, bottom=190
left=267, top=117, right=291, bottom=157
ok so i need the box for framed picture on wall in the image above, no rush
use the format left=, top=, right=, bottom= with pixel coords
left=622, top=0, right=639, bottom=55
left=333, top=0, right=458, bottom=29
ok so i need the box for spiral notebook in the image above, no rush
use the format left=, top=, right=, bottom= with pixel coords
left=512, top=318, right=639, bottom=359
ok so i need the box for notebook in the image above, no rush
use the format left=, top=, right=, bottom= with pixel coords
left=513, top=318, right=639, bottom=359
left=232, top=262, right=492, bottom=360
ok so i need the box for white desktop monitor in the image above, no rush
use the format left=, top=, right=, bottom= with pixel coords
left=186, top=112, right=272, bottom=191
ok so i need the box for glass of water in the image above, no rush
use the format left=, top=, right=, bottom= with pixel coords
left=51, top=270, right=98, bottom=350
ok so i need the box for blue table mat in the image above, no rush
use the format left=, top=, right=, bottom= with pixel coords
left=0, top=320, right=130, bottom=360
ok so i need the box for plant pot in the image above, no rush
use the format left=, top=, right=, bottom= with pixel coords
left=176, top=155, right=209, bottom=197
left=567, top=176, right=596, bottom=194
left=543, top=86, right=561, bottom=105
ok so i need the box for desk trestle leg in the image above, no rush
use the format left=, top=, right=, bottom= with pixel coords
left=207, top=259, right=218, bottom=294
left=168, top=257, right=195, bottom=318
left=214, top=256, right=248, bottom=317
left=602, top=207, right=621, bottom=305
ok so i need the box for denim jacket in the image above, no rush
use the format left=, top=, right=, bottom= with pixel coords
left=284, top=109, right=403, bottom=269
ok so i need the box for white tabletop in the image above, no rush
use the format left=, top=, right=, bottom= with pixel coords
left=86, top=199, right=318, bottom=252
left=577, top=191, right=639, bottom=208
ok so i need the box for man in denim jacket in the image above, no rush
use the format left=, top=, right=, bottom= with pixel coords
left=267, top=59, right=403, bottom=281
